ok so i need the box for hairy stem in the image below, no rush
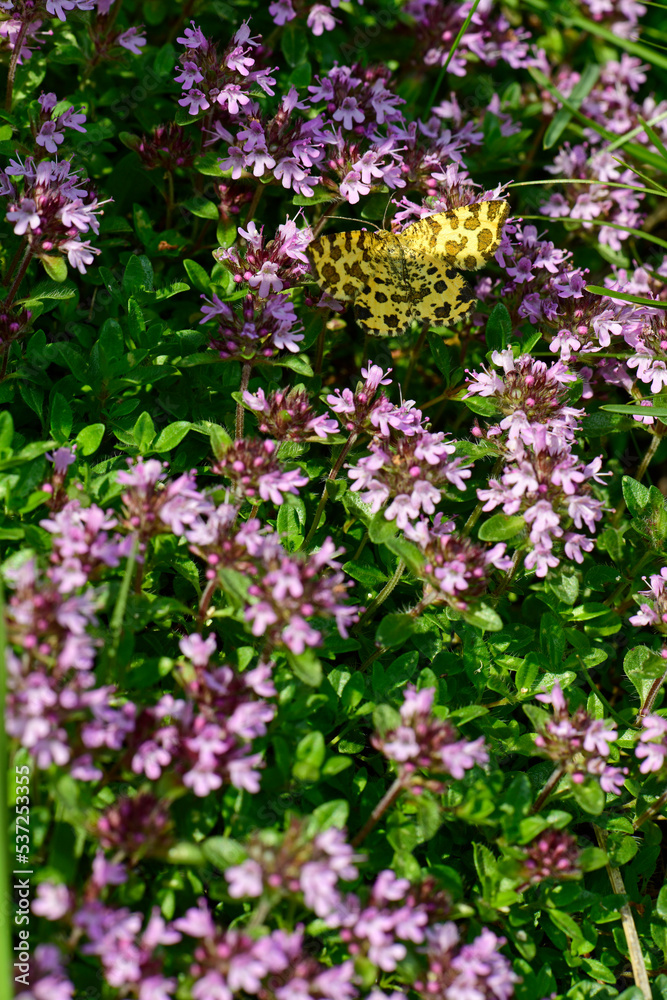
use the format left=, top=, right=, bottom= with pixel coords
left=244, top=185, right=264, bottom=228
left=531, top=765, right=565, bottom=813
left=235, top=362, right=252, bottom=439
left=634, top=786, right=667, bottom=831
left=303, top=434, right=358, bottom=547
left=403, top=320, right=429, bottom=396
left=4, top=247, right=33, bottom=312
left=637, top=667, right=667, bottom=722
left=594, top=825, right=651, bottom=999
left=4, top=19, right=28, bottom=112
left=351, top=775, right=406, bottom=847
left=354, top=560, right=406, bottom=632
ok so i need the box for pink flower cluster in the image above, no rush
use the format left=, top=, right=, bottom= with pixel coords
left=339, top=365, right=472, bottom=530
left=405, top=514, right=512, bottom=610
left=202, top=291, right=304, bottom=360
left=534, top=684, right=627, bottom=794
left=468, top=350, right=607, bottom=577
left=224, top=818, right=362, bottom=917
left=214, top=216, right=313, bottom=297
left=129, top=635, right=275, bottom=796
left=175, top=20, right=276, bottom=117
left=406, top=0, right=539, bottom=73
left=375, top=686, right=488, bottom=782
left=243, top=386, right=339, bottom=441
left=635, top=714, right=667, bottom=773
left=213, top=438, right=309, bottom=505
left=1, top=154, right=106, bottom=273
left=630, top=567, right=667, bottom=632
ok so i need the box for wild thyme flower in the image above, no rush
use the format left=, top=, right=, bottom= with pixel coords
left=635, top=714, right=667, bottom=773
left=415, top=923, right=519, bottom=1000
left=405, top=515, right=512, bottom=610
left=134, top=122, right=195, bottom=170
left=174, top=19, right=276, bottom=117
left=204, top=291, right=305, bottom=360
left=34, top=92, right=87, bottom=156
left=74, top=902, right=179, bottom=998
left=130, top=647, right=275, bottom=796
left=466, top=350, right=580, bottom=447
left=540, top=142, right=644, bottom=251
left=243, top=386, right=339, bottom=440
left=212, top=437, right=309, bottom=504
left=470, top=350, right=606, bottom=577
left=244, top=536, right=359, bottom=653
left=629, top=568, right=667, bottom=632
left=118, top=458, right=214, bottom=540
left=533, top=683, right=627, bottom=794
left=517, top=829, right=581, bottom=889
left=15, top=945, right=74, bottom=1000
left=224, top=818, right=362, bottom=918
left=325, top=362, right=424, bottom=438
left=2, top=156, right=107, bottom=272
left=175, top=905, right=355, bottom=1000
left=214, top=216, right=313, bottom=296
left=347, top=429, right=472, bottom=529
left=41, top=500, right=133, bottom=593
left=94, top=792, right=174, bottom=860
left=374, top=685, right=488, bottom=783
left=406, top=0, right=538, bottom=74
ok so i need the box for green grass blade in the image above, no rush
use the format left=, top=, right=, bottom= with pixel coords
left=508, top=178, right=667, bottom=198
left=528, top=68, right=667, bottom=172
left=638, top=116, right=667, bottom=163
left=543, top=64, right=600, bottom=150
left=0, top=581, right=11, bottom=1000
left=524, top=0, right=667, bottom=70
left=601, top=404, right=667, bottom=417
left=586, top=285, right=667, bottom=308
left=426, top=0, right=483, bottom=109
left=603, top=110, right=667, bottom=157
left=519, top=214, right=667, bottom=252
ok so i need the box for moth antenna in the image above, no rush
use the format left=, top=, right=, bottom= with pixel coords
left=317, top=215, right=382, bottom=232
left=381, top=196, right=395, bottom=232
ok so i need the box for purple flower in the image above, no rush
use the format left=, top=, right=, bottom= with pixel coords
left=636, top=713, right=667, bottom=773
left=375, top=685, right=489, bottom=782
left=116, top=26, right=147, bottom=55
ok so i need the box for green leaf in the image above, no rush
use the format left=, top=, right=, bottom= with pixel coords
left=216, top=218, right=237, bottom=249
left=40, top=255, right=68, bottom=282
left=307, top=799, right=349, bottom=833
left=24, top=279, right=77, bottom=301
left=49, top=392, right=73, bottom=443
left=287, top=648, right=323, bottom=687
left=293, top=731, right=325, bottom=782
left=0, top=410, right=14, bottom=452
left=478, top=514, right=524, bottom=542
left=622, top=476, right=650, bottom=517
left=570, top=777, right=606, bottom=815
left=543, top=63, right=600, bottom=149
left=281, top=21, right=308, bottom=67
left=485, top=302, right=512, bottom=351
left=624, top=645, right=667, bottom=702
left=368, top=511, right=398, bottom=544
left=183, top=258, right=212, bottom=294
left=182, top=196, right=220, bottom=220
left=166, top=842, right=206, bottom=865
left=122, top=254, right=154, bottom=296
left=153, top=422, right=191, bottom=452
left=578, top=846, right=608, bottom=872
left=209, top=423, right=233, bottom=460
left=376, top=613, right=416, bottom=648
left=133, top=411, right=156, bottom=451
left=462, top=603, right=503, bottom=632
left=202, top=836, right=246, bottom=869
